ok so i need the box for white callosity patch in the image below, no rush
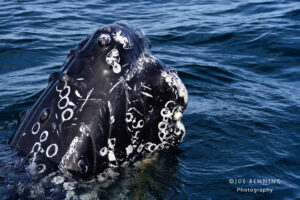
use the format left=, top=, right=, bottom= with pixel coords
left=112, top=30, right=132, bottom=49
left=106, top=48, right=122, bottom=73
left=161, top=70, right=188, bottom=104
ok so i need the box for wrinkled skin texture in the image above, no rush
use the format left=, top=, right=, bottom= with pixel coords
left=9, top=22, right=188, bottom=175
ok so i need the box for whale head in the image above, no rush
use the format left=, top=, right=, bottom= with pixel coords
left=9, top=22, right=188, bottom=175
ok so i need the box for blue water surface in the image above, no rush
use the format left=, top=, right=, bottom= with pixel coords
left=0, top=0, right=300, bottom=199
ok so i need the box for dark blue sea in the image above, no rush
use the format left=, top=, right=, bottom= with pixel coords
left=0, top=0, right=299, bottom=199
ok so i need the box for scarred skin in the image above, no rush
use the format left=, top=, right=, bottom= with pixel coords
left=9, top=22, right=188, bottom=176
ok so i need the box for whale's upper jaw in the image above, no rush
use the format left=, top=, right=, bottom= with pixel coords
left=9, top=22, right=188, bottom=175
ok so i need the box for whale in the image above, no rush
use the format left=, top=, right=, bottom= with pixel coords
left=9, top=22, right=188, bottom=176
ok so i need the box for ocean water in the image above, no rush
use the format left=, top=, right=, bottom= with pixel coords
left=0, top=0, right=300, bottom=199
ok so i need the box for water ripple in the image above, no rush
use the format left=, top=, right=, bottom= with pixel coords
left=0, top=0, right=299, bottom=199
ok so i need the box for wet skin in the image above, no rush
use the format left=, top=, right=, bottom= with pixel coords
left=9, top=22, right=188, bottom=175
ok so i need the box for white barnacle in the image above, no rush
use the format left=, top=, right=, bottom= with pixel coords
left=110, top=116, right=115, bottom=124
left=100, top=147, right=108, bottom=157
left=108, top=138, right=116, bottom=150
left=59, top=86, right=70, bottom=99
left=30, top=142, right=41, bottom=154
left=56, top=80, right=67, bottom=92
left=125, top=112, right=133, bottom=123
left=61, top=108, right=74, bottom=122
left=106, top=48, right=122, bottom=73
left=137, top=143, right=144, bottom=153
left=161, top=71, right=168, bottom=78
left=39, top=131, right=49, bottom=142
left=31, top=122, right=40, bottom=135
left=173, top=111, right=183, bottom=121
left=36, top=164, right=46, bottom=174
left=145, top=142, right=157, bottom=153
left=112, top=30, right=132, bottom=49
left=46, top=144, right=58, bottom=158
left=165, top=100, right=176, bottom=109
left=108, top=151, right=116, bottom=161
left=132, top=130, right=140, bottom=139
left=58, top=96, right=70, bottom=110
left=158, top=121, right=168, bottom=131
left=162, top=70, right=188, bottom=103
left=165, top=75, right=172, bottom=83
left=79, top=123, right=90, bottom=136
left=125, top=145, right=133, bottom=156
left=160, top=108, right=172, bottom=118
left=98, top=33, right=111, bottom=46
left=132, top=119, right=144, bottom=129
